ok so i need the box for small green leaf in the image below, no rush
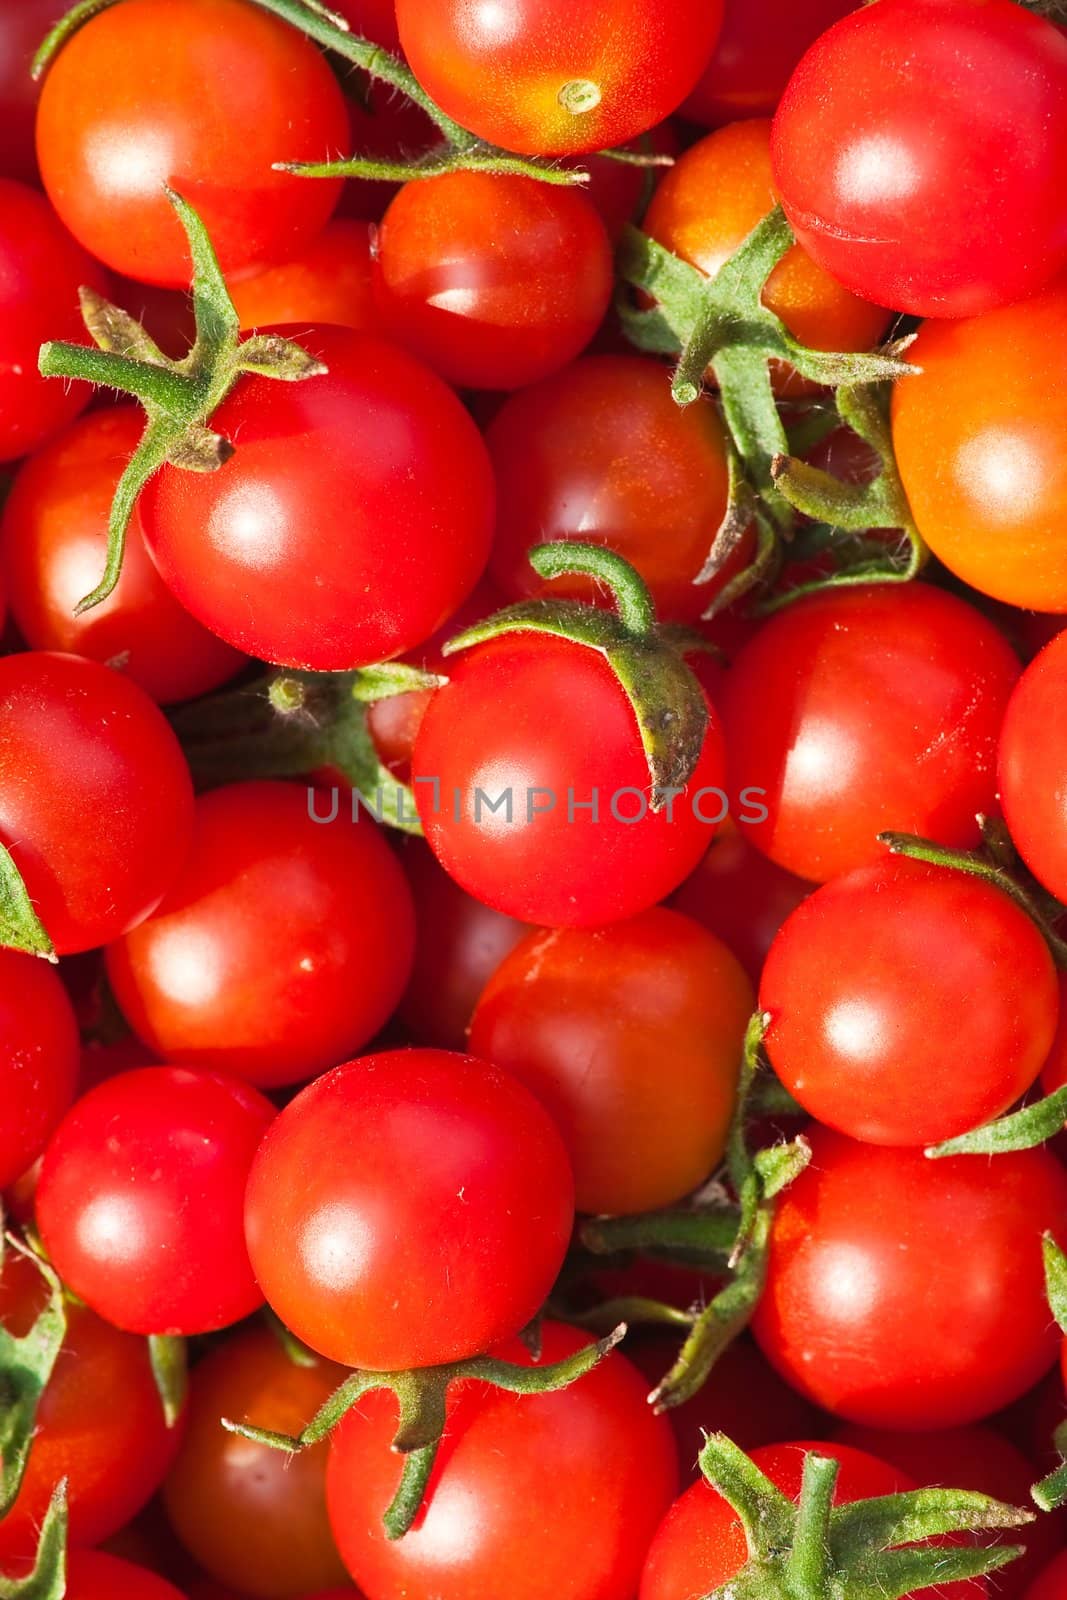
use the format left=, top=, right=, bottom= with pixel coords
left=1043, top=1233, right=1067, bottom=1333
left=0, top=845, right=54, bottom=961
left=927, top=1088, right=1067, bottom=1158
left=147, top=1334, right=188, bottom=1429
left=0, top=1480, right=67, bottom=1600
left=698, top=1433, right=795, bottom=1558
left=350, top=663, right=449, bottom=703
left=0, top=1240, right=67, bottom=1518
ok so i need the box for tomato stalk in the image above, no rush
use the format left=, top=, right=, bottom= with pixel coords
left=223, top=1323, right=625, bottom=1539
left=1032, top=1237, right=1067, bottom=1511
left=146, top=1333, right=187, bottom=1430
left=0, top=1237, right=67, bottom=1522
left=0, top=1481, right=67, bottom=1600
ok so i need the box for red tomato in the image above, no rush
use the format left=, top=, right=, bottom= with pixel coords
left=395, top=0, right=725, bottom=155
left=752, top=1127, right=1067, bottom=1427
left=228, top=221, right=376, bottom=334
left=244, top=1050, right=574, bottom=1370
left=139, top=327, right=495, bottom=671
left=0, top=1250, right=184, bottom=1563
left=374, top=173, right=613, bottom=391
left=37, top=1066, right=275, bottom=1336
left=0, top=179, right=109, bottom=464
left=163, top=1326, right=349, bottom=1599
left=761, top=857, right=1058, bottom=1147
left=36, top=0, right=349, bottom=287
left=486, top=355, right=734, bottom=623
left=1041, top=972, right=1067, bottom=1096
left=770, top=0, right=1067, bottom=318
left=1026, top=1552, right=1067, bottom=1600
left=0, top=0, right=64, bottom=182
left=682, top=0, right=858, bottom=125
left=326, top=1322, right=679, bottom=1600
left=63, top=1552, right=189, bottom=1600
left=413, top=634, right=726, bottom=927
left=0, top=949, right=78, bottom=1190
left=719, top=584, right=1021, bottom=883
left=644, top=119, right=888, bottom=396
left=469, top=909, right=753, bottom=1214
left=1000, top=630, right=1067, bottom=904
left=106, top=781, right=416, bottom=1089
left=0, top=651, right=194, bottom=955
left=0, top=409, right=246, bottom=704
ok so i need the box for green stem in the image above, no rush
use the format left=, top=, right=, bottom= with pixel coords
left=579, top=1207, right=739, bottom=1260
left=528, top=541, right=656, bottom=636
left=787, top=1454, right=839, bottom=1600
left=0, top=1482, right=66, bottom=1600
left=147, top=1334, right=187, bottom=1428
left=38, top=340, right=195, bottom=411
left=0, top=844, right=54, bottom=961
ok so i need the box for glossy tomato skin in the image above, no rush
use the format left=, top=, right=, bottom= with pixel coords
left=469, top=909, right=753, bottom=1214
left=0, top=652, right=195, bottom=955
left=36, top=0, right=348, bottom=287
left=395, top=0, right=724, bottom=155
left=0, top=409, right=246, bottom=704
left=893, top=285, right=1067, bottom=611
left=106, top=781, right=416, bottom=1089
left=761, top=858, right=1058, bottom=1147
left=37, top=1066, right=275, bottom=1336
left=1000, top=631, right=1067, bottom=903
left=0, top=950, right=79, bottom=1190
left=720, top=584, right=1021, bottom=883
left=62, top=1552, right=188, bottom=1600
left=375, top=173, right=613, bottom=391
left=0, top=1251, right=185, bottom=1563
left=645, top=119, right=888, bottom=396
left=163, top=1326, right=349, bottom=1599
left=245, top=1050, right=575, bottom=1370
left=140, top=327, right=495, bottom=670
left=0, top=180, right=109, bottom=464
left=228, top=221, right=376, bottom=334
left=771, top=0, right=1067, bottom=318
left=752, top=1127, right=1067, bottom=1428
left=682, top=0, right=857, bottom=125
left=413, top=634, right=727, bottom=927
left=327, top=1322, right=679, bottom=1600
left=486, top=355, right=732, bottom=623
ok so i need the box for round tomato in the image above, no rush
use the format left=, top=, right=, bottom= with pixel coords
left=36, top=0, right=348, bottom=287
left=227, top=220, right=375, bottom=334
left=326, top=1321, right=678, bottom=1600
left=106, top=780, right=416, bottom=1089
left=770, top=0, right=1067, bottom=317
left=893, top=284, right=1067, bottom=611
left=761, top=857, right=1058, bottom=1147
left=1041, top=972, right=1067, bottom=1096
left=62, top=1552, right=188, bottom=1600
left=469, top=908, right=753, bottom=1214
left=1000, top=630, right=1067, bottom=903
left=374, top=173, right=613, bottom=391
left=682, top=0, right=857, bottom=125
left=0, top=1250, right=184, bottom=1563
left=719, top=584, right=1021, bottom=883
left=413, top=633, right=726, bottom=926
left=163, top=1326, right=348, bottom=1599
left=139, top=326, right=494, bottom=671
left=486, top=355, right=735, bottom=623
left=644, top=119, right=888, bottom=396
left=37, top=1065, right=275, bottom=1336
left=0, top=179, right=108, bottom=464
left=0, top=409, right=246, bottom=704
left=245, top=1050, right=574, bottom=1370
left=0, top=651, right=194, bottom=955
left=752, top=1126, right=1067, bottom=1427
left=0, top=949, right=78, bottom=1190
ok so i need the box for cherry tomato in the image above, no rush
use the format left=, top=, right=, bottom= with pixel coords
left=63, top=1551, right=189, bottom=1600
left=164, top=1326, right=349, bottom=1599
left=0, top=651, right=194, bottom=955
left=1026, top=1552, right=1067, bottom=1600
left=326, top=1321, right=678, bottom=1600
left=0, top=1250, right=184, bottom=1562
left=1041, top=973, right=1067, bottom=1096
left=469, top=908, right=752, bottom=1214
left=228, top=221, right=376, bottom=334
left=0, top=950, right=78, bottom=1191
left=395, top=0, right=725, bottom=156
left=36, top=0, right=349, bottom=288
left=0, top=179, right=109, bottom=464
left=752, top=1126, right=1067, bottom=1427
left=761, top=857, right=1058, bottom=1147
left=1000, top=630, right=1067, bottom=904
left=106, top=780, right=416, bottom=1089
left=770, top=0, right=1067, bottom=318
left=645, top=119, right=888, bottom=396
left=0, top=0, right=63, bottom=182
left=37, top=1065, right=275, bottom=1336
left=719, top=584, right=1021, bottom=883
left=245, top=1049, right=574, bottom=1370
left=413, top=633, right=726, bottom=927
left=0, top=409, right=246, bottom=704
left=139, top=326, right=495, bottom=671
left=374, top=173, right=612, bottom=391
left=486, top=355, right=734, bottom=623
left=681, top=0, right=857, bottom=125
left=893, top=285, right=1067, bottom=611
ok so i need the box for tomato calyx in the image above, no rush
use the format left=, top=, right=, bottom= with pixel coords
left=0, top=846, right=54, bottom=963
left=0, top=1235, right=67, bottom=1522
left=0, top=1481, right=67, bottom=1600
left=1034, top=1238, right=1067, bottom=1512
left=146, top=1333, right=187, bottom=1430
left=693, top=1432, right=1030, bottom=1600
left=37, top=188, right=325, bottom=614
left=444, top=542, right=710, bottom=806
left=223, top=1322, right=626, bottom=1539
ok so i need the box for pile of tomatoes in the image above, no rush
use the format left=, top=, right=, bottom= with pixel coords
left=4, top=1, right=1067, bottom=1598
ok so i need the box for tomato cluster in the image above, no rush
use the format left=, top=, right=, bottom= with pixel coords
left=4, top=1, right=1067, bottom=1599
